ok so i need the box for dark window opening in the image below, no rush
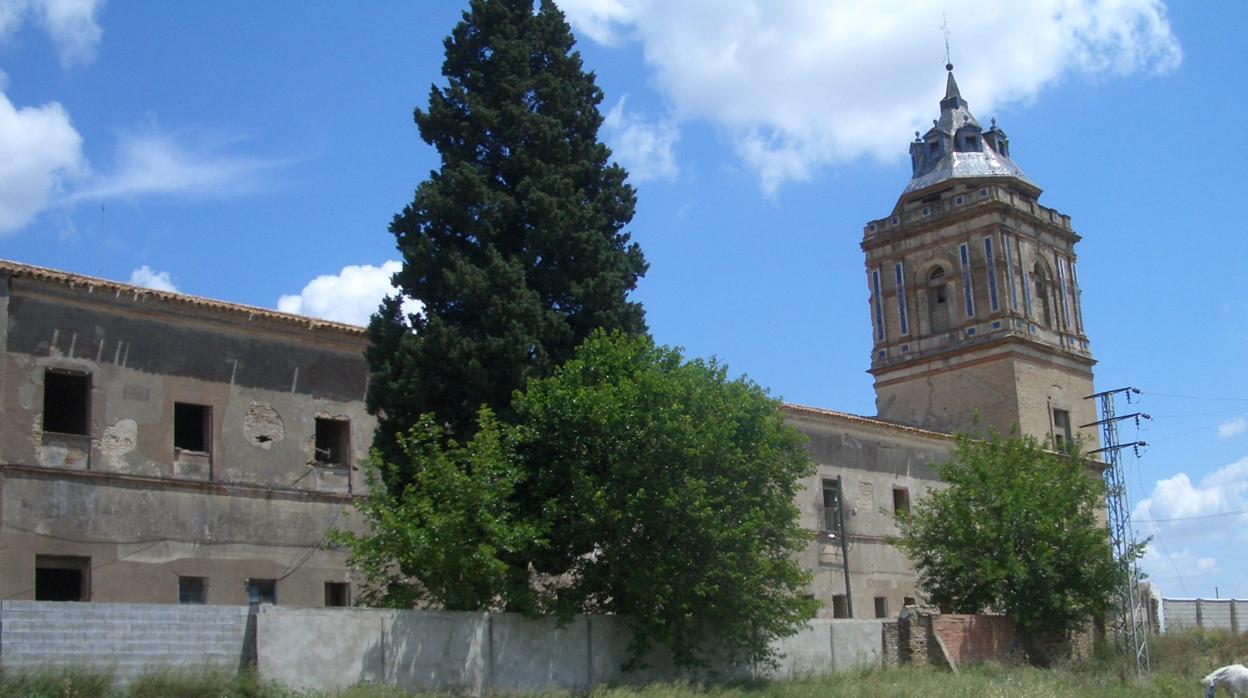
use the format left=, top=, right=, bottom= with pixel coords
left=928, top=267, right=950, bottom=332
left=893, top=487, right=910, bottom=516
left=904, top=596, right=917, bottom=607
left=247, top=579, right=277, bottom=605
left=1053, top=409, right=1073, bottom=449
left=874, top=597, right=889, bottom=619
left=43, top=371, right=90, bottom=436
left=325, top=582, right=350, bottom=607
left=315, top=418, right=350, bottom=466
left=179, top=576, right=207, bottom=604
left=832, top=594, right=850, bottom=619
left=174, top=402, right=211, bottom=453
left=35, top=555, right=90, bottom=601
left=1034, top=263, right=1053, bottom=327
left=821, top=478, right=843, bottom=533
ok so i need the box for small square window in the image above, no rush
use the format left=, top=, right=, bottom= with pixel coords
left=900, top=344, right=910, bottom=353
left=991, top=321, right=1002, bottom=329
left=904, top=596, right=917, bottom=607
left=35, top=555, right=91, bottom=602
left=246, top=578, right=277, bottom=605
left=832, top=594, right=850, bottom=618
left=921, top=206, right=931, bottom=217
left=966, top=327, right=976, bottom=336
left=891, top=216, right=900, bottom=226
left=179, top=576, right=207, bottom=604
left=314, top=418, right=351, bottom=466
left=892, top=487, right=910, bottom=516
left=877, top=350, right=886, bottom=358
left=43, top=370, right=90, bottom=436
left=874, top=597, right=889, bottom=619
left=325, top=582, right=351, bottom=607
left=174, top=403, right=211, bottom=453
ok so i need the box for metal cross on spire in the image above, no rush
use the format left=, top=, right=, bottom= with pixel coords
left=941, top=13, right=953, bottom=70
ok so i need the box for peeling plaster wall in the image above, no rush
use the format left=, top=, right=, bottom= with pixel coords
left=0, top=274, right=375, bottom=604
left=786, top=411, right=950, bottom=618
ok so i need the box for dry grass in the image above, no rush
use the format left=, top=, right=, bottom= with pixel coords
left=0, top=631, right=1240, bottom=698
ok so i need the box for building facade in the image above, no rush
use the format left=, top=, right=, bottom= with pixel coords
left=789, top=66, right=1101, bottom=618
left=0, top=260, right=374, bottom=606
left=0, top=68, right=1099, bottom=618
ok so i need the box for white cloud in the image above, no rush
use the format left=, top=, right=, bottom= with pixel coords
left=128, top=265, right=177, bottom=292
left=278, top=261, right=422, bottom=327
left=0, top=0, right=104, bottom=67
left=1139, top=546, right=1219, bottom=584
left=1218, top=416, right=1248, bottom=439
left=561, top=0, right=1181, bottom=193
left=1133, top=456, right=1248, bottom=540
left=602, top=97, right=679, bottom=182
left=0, top=88, right=86, bottom=235
left=65, top=127, right=290, bottom=204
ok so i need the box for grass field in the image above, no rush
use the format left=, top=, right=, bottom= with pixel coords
left=2, top=630, right=1244, bottom=697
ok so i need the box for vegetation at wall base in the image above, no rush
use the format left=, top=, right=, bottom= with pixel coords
left=367, top=0, right=648, bottom=477
left=343, top=331, right=819, bottom=667
left=5, top=634, right=1247, bottom=698
left=896, top=430, right=1126, bottom=639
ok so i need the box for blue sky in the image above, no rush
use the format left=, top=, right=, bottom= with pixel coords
left=2, top=1, right=1246, bottom=599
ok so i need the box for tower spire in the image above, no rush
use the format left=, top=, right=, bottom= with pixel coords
left=941, top=13, right=953, bottom=71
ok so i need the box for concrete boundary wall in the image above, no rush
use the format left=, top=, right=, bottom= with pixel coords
left=1163, top=598, right=1248, bottom=633
left=258, top=608, right=885, bottom=693
left=0, top=601, right=251, bottom=680
left=0, top=602, right=885, bottom=693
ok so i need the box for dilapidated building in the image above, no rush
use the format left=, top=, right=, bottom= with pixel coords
left=0, top=259, right=373, bottom=606
left=0, top=68, right=1099, bottom=617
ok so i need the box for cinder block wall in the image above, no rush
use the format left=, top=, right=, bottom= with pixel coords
left=0, top=601, right=250, bottom=679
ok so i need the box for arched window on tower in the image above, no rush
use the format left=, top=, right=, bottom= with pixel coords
left=927, top=266, right=950, bottom=333
left=1034, top=262, right=1053, bottom=328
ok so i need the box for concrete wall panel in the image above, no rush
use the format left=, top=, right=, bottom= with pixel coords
left=256, top=605, right=389, bottom=691
left=488, top=614, right=591, bottom=692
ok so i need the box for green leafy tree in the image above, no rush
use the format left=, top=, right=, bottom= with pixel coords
left=367, top=0, right=648, bottom=476
left=344, top=331, right=818, bottom=668
left=335, top=408, right=543, bottom=611
left=897, top=431, right=1121, bottom=636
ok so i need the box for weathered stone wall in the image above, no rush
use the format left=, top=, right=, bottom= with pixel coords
left=785, top=406, right=950, bottom=619
left=0, top=268, right=373, bottom=605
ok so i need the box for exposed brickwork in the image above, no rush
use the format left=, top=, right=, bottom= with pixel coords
left=932, top=614, right=1017, bottom=668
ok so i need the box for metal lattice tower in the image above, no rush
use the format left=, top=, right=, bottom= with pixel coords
left=1085, top=387, right=1150, bottom=675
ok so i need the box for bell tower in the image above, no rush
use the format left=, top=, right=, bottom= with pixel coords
left=862, top=65, right=1098, bottom=447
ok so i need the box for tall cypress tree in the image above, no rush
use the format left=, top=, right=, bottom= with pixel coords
left=367, top=0, right=647, bottom=478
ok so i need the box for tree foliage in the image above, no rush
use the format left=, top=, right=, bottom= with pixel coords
left=343, top=331, right=818, bottom=668
left=367, top=0, right=647, bottom=475
left=896, top=431, right=1121, bottom=635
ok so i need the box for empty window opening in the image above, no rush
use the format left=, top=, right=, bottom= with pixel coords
left=315, top=418, right=350, bottom=466
left=174, top=402, right=211, bottom=453
left=1034, top=263, right=1053, bottom=327
left=821, top=478, right=843, bottom=534
left=1053, top=409, right=1073, bottom=449
left=874, top=597, right=890, bottom=619
left=904, top=596, right=917, bottom=607
left=325, top=582, right=351, bottom=607
left=927, top=267, right=950, bottom=333
left=893, top=487, right=911, bottom=516
left=35, top=555, right=90, bottom=602
left=246, top=578, right=277, bottom=605
left=43, top=370, right=90, bottom=436
left=179, top=576, right=207, bottom=604
left=832, top=594, right=850, bottom=619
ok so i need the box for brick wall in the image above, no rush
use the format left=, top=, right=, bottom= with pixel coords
left=0, top=601, right=251, bottom=679
left=932, top=614, right=1017, bottom=668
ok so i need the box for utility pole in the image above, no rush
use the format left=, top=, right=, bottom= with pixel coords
left=1084, top=387, right=1151, bottom=675
left=836, top=475, right=854, bottom=618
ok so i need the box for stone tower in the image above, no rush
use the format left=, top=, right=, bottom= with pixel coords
left=862, top=66, right=1098, bottom=448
